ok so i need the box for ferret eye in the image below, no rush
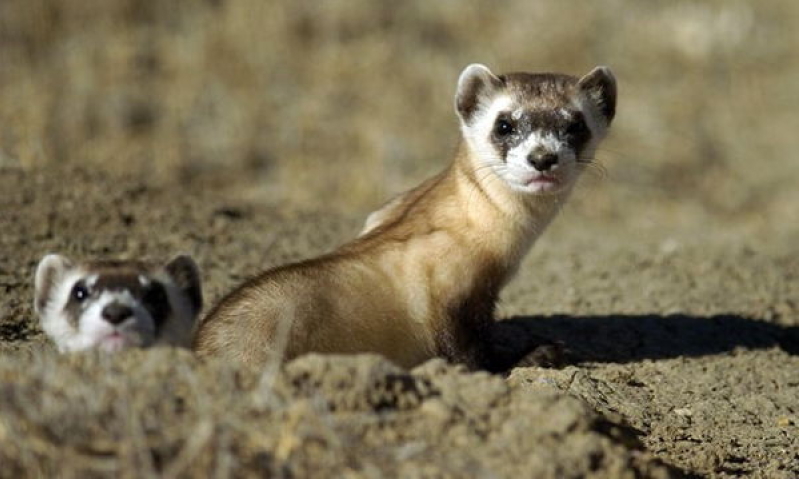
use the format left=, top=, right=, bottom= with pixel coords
left=72, top=283, right=89, bottom=302
left=494, top=119, right=514, bottom=137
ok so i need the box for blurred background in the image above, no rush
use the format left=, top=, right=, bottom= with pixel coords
left=1, top=0, right=797, bottom=235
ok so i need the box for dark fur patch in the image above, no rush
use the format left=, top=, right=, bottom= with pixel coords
left=490, top=112, right=525, bottom=159
left=64, top=279, right=91, bottom=327
left=164, top=255, right=202, bottom=315
left=92, top=273, right=146, bottom=293
left=577, top=68, right=617, bottom=123
left=456, top=75, right=483, bottom=121
left=500, top=73, right=578, bottom=110
left=564, top=111, right=592, bottom=159
left=142, top=281, right=171, bottom=328
left=436, top=258, right=505, bottom=370
left=88, top=260, right=149, bottom=271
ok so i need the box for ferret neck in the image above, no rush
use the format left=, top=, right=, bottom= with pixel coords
left=452, top=142, right=570, bottom=255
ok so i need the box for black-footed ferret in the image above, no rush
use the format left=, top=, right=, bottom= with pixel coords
left=34, top=254, right=202, bottom=353
left=194, top=64, right=616, bottom=371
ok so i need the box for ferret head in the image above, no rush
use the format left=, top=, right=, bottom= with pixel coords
left=455, top=64, right=616, bottom=195
left=34, top=254, right=203, bottom=353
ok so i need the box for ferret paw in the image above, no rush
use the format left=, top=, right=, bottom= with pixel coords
left=516, top=340, right=567, bottom=369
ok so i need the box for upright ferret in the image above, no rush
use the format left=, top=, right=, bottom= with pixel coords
left=194, top=64, right=616, bottom=371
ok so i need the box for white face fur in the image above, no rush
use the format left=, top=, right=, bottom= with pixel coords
left=455, top=64, right=617, bottom=195
left=34, top=254, right=202, bottom=353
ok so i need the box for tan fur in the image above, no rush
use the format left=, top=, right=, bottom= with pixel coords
left=195, top=146, right=574, bottom=369
left=194, top=65, right=615, bottom=370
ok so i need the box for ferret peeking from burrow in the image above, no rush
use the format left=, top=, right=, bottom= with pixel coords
left=194, top=64, right=616, bottom=372
left=34, top=254, right=202, bottom=353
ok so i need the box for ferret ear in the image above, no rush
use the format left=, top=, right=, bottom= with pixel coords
left=34, top=254, right=72, bottom=314
left=165, top=254, right=203, bottom=316
left=455, top=64, right=503, bottom=124
left=578, top=66, right=617, bottom=126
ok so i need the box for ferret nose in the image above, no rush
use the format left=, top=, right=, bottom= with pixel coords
left=527, top=152, right=559, bottom=171
left=102, top=303, right=133, bottom=325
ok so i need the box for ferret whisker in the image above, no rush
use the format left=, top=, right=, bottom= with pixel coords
left=472, top=163, right=503, bottom=175
left=466, top=167, right=500, bottom=212
left=578, top=162, right=607, bottom=178
left=595, top=146, right=642, bottom=161
left=576, top=157, right=597, bottom=166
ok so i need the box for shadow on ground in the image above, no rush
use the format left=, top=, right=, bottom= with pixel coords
left=496, top=314, right=799, bottom=365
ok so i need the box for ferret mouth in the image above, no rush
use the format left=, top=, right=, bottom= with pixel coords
left=519, top=173, right=562, bottom=193
left=498, top=169, right=566, bottom=194
left=525, top=174, right=560, bottom=186
left=98, top=331, right=134, bottom=352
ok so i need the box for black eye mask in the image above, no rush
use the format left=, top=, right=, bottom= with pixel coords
left=64, top=279, right=94, bottom=327
left=490, top=110, right=593, bottom=161
left=62, top=273, right=172, bottom=329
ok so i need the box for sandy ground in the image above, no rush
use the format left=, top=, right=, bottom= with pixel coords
left=1, top=165, right=796, bottom=477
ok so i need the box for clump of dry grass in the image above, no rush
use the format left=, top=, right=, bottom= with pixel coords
left=1, top=0, right=797, bottom=225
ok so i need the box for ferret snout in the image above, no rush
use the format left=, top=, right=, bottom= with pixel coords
left=101, top=303, right=133, bottom=325
left=527, top=151, right=559, bottom=172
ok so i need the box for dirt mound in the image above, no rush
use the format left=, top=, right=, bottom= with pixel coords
left=0, top=348, right=679, bottom=478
